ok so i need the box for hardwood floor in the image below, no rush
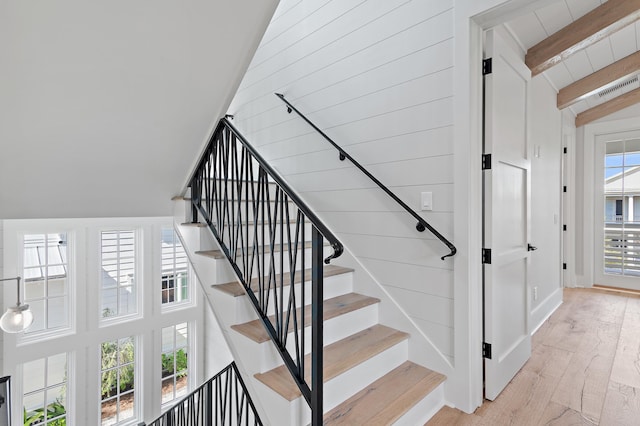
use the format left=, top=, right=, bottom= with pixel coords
left=427, top=288, right=640, bottom=425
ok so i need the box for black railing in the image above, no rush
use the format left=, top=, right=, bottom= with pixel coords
left=275, top=93, right=457, bottom=260
left=188, top=117, right=343, bottom=425
left=144, top=362, right=261, bottom=426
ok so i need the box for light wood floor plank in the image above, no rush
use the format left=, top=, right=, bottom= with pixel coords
left=537, top=401, right=598, bottom=426
left=427, top=288, right=640, bottom=425
left=610, top=297, right=640, bottom=388
left=600, top=381, right=640, bottom=425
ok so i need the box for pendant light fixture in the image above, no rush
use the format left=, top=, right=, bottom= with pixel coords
left=0, top=277, right=33, bottom=333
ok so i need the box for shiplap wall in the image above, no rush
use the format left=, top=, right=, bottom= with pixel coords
left=229, top=0, right=455, bottom=360
left=0, top=220, right=4, bottom=373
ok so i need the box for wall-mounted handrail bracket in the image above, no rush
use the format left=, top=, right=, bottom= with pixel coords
left=274, top=93, right=457, bottom=261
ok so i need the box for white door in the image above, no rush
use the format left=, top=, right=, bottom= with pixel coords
left=483, top=28, right=532, bottom=401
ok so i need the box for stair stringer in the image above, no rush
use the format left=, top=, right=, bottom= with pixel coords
left=173, top=213, right=279, bottom=425
left=174, top=198, right=450, bottom=424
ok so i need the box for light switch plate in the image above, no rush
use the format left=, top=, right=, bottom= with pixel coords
left=421, top=192, right=433, bottom=211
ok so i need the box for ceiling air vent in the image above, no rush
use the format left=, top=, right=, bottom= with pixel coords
left=598, top=76, right=639, bottom=98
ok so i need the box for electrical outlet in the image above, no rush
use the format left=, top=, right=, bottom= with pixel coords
left=533, top=286, right=538, bottom=301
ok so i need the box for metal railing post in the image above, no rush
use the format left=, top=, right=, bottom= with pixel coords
left=311, top=227, right=324, bottom=425
left=206, top=378, right=213, bottom=425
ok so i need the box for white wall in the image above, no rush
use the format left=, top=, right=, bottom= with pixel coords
left=225, top=0, right=568, bottom=413
left=229, top=0, right=455, bottom=364
left=529, top=74, right=563, bottom=330
left=0, top=220, right=4, bottom=375
left=0, top=0, right=278, bottom=219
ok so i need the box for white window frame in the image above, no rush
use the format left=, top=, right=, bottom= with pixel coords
left=3, top=218, right=202, bottom=425
left=99, top=228, right=143, bottom=325
left=22, top=351, right=73, bottom=426
left=160, top=227, right=192, bottom=310
left=98, top=335, right=141, bottom=426
left=17, top=230, right=76, bottom=344
left=595, top=130, right=640, bottom=290
left=160, top=322, right=192, bottom=408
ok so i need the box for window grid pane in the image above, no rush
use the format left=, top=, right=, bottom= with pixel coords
left=23, top=233, right=69, bottom=333
left=604, top=139, right=640, bottom=277
left=101, top=231, right=137, bottom=319
left=23, top=353, right=68, bottom=425
left=161, top=228, right=189, bottom=305
left=161, top=323, right=189, bottom=405
left=101, top=337, right=136, bottom=425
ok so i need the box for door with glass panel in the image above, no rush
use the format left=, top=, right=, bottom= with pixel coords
left=596, top=131, right=640, bottom=290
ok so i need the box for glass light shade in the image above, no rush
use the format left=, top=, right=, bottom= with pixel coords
left=0, top=304, right=33, bottom=333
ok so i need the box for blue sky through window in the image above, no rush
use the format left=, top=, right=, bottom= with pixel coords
left=605, top=153, right=640, bottom=178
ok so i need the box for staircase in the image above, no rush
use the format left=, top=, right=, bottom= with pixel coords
left=173, top=118, right=448, bottom=425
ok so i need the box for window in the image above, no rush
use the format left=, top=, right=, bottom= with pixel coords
left=23, top=234, right=69, bottom=333
left=101, top=231, right=137, bottom=319
left=100, top=337, right=136, bottom=425
left=603, top=139, right=640, bottom=277
left=160, top=228, right=189, bottom=305
left=23, top=353, right=68, bottom=425
left=161, top=323, right=189, bottom=405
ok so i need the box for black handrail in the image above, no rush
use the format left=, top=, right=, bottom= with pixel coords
left=188, top=117, right=341, bottom=425
left=275, top=93, right=457, bottom=260
left=144, top=362, right=262, bottom=426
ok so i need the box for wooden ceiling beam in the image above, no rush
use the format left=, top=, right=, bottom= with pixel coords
left=575, top=87, right=640, bottom=127
left=558, top=51, right=640, bottom=109
left=525, top=0, right=640, bottom=76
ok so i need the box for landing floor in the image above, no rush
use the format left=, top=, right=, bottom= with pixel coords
left=427, top=287, right=640, bottom=425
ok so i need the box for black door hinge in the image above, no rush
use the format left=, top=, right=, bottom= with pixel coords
left=563, top=263, right=567, bottom=270
left=482, top=154, right=492, bottom=170
left=563, top=224, right=567, bottom=231
left=483, top=58, right=493, bottom=75
left=563, top=186, right=567, bottom=193
left=482, top=248, right=492, bottom=264
left=483, top=342, right=492, bottom=359
left=563, top=147, right=568, bottom=154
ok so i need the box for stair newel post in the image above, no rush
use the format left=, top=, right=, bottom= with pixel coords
left=190, top=174, right=200, bottom=224
left=311, top=227, right=324, bottom=425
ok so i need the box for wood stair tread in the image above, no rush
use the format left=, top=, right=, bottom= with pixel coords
left=180, top=222, right=206, bottom=227
left=231, top=292, right=378, bottom=343
left=195, top=240, right=330, bottom=260
left=213, top=265, right=353, bottom=297
left=254, top=324, right=408, bottom=401
left=324, top=361, right=446, bottom=425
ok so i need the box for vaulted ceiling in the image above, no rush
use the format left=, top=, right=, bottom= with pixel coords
left=506, top=0, right=640, bottom=126
left=0, top=0, right=278, bottom=219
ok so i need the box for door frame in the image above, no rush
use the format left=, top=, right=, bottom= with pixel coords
left=583, top=118, right=640, bottom=288
left=453, top=0, right=564, bottom=413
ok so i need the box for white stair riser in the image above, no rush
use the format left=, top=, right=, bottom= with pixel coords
left=208, top=221, right=315, bottom=247
left=194, top=180, right=283, bottom=200
left=251, top=380, right=309, bottom=426
left=199, top=246, right=337, bottom=285
left=322, top=340, right=408, bottom=412
left=206, top=271, right=353, bottom=325
left=392, top=382, right=445, bottom=426
left=261, top=340, right=409, bottom=426
left=250, top=303, right=379, bottom=373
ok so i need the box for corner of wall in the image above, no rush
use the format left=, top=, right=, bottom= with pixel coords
left=0, top=220, right=4, bottom=375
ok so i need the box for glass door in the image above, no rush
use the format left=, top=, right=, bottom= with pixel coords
left=595, top=131, right=640, bottom=289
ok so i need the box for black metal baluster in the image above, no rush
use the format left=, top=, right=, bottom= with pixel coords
left=311, top=227, right=324, bottom=426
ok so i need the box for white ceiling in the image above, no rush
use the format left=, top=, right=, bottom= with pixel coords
left=0, top=0, right=279, bottom=219
left=505, top=0, right=640, bottom=118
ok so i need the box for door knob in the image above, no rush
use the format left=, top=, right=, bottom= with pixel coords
left=528, top=244, right=537, bottom=251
